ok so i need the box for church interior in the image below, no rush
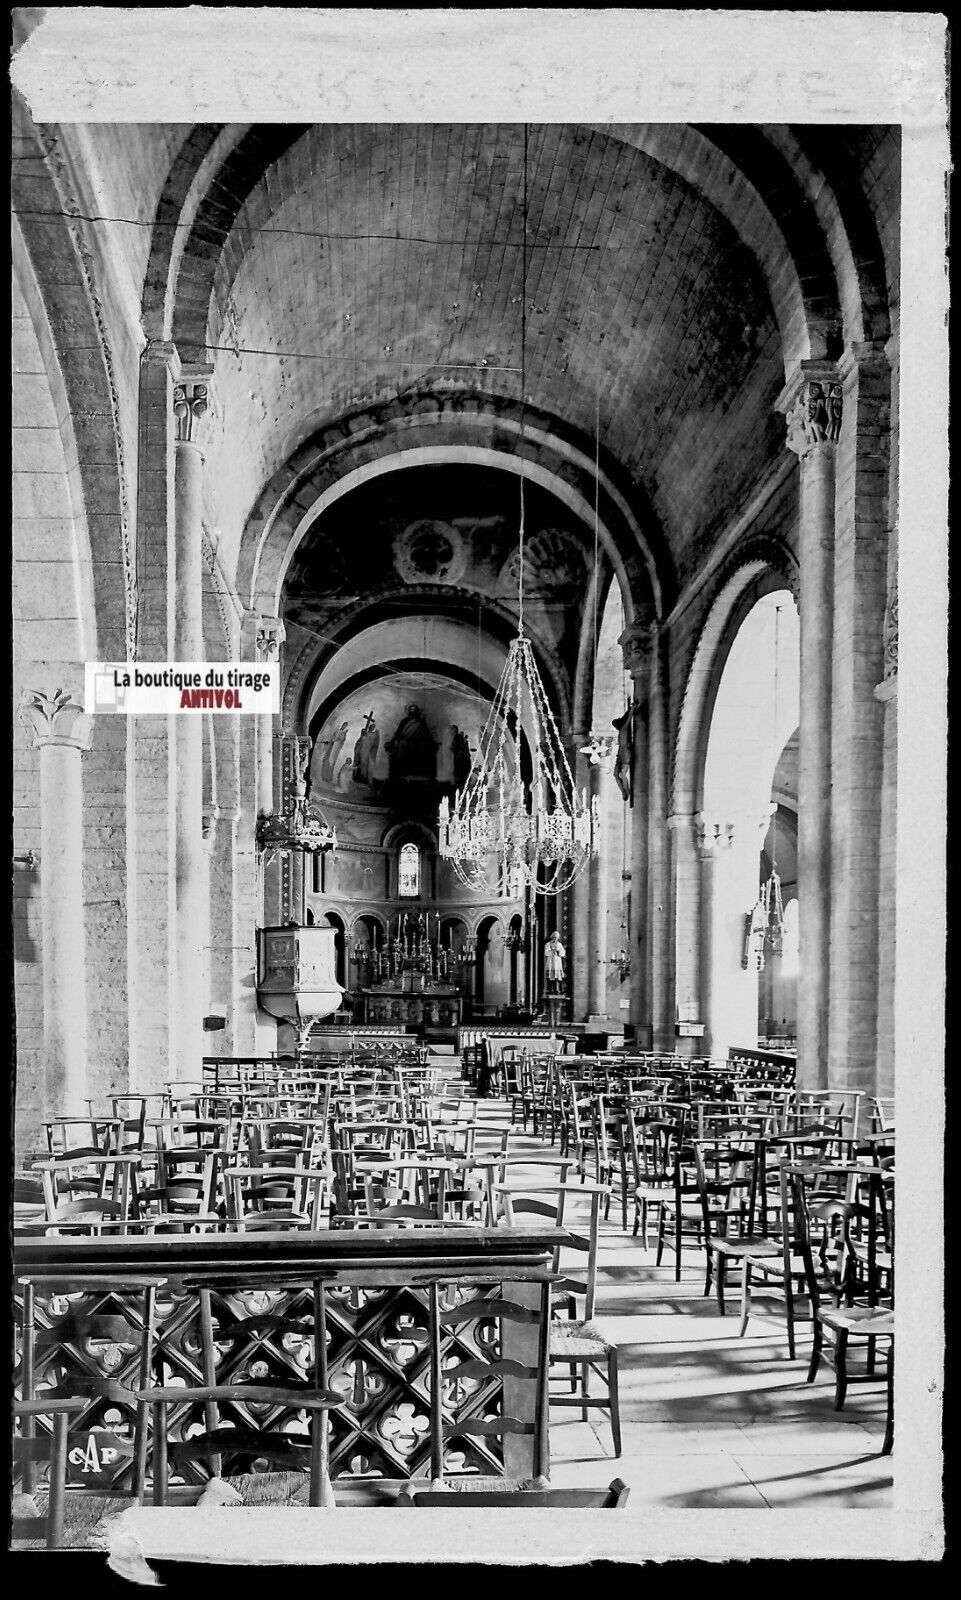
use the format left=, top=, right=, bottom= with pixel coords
left=10, top=14, right=946, bottom=1563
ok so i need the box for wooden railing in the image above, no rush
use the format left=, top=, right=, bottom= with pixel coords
left=728, top=1046, right=797, bottom=1086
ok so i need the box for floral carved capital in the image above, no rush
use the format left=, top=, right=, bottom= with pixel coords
left=19, top=687, right=93, bottom=751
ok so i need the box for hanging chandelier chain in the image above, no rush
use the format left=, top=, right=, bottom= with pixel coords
left=436, top=120, right=599, bottom=899
left=517, top=121, right=529, bottom=640
left=771, top=603, right=780, bottom=872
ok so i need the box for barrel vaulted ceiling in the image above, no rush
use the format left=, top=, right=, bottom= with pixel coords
left=33, top=118, right=895, bottom=601
left=192, top=124, right=785, bottom=581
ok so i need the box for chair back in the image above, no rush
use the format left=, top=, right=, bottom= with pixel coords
left=430, top=1282, right=551, bottom=1484
left=13, top=1399, right=87, bottom=1546
left=692, top=1138, right=758, bottom=1244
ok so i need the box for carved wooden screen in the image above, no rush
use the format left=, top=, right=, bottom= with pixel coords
left=14, top=1278, right=532, bottom=1491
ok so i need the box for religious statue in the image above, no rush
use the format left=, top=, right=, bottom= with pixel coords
left=385, top=703, right=437, bottom=780
left=612, top=704, right=635, bottom=803
left=545, top=930, right=566, bottom=993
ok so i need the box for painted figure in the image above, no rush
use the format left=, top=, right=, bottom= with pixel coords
left=352, top=711, right=380, bottom=785
left=320, top=720, right=349, bottom=784
left=386, top=703, right=437, bottom=780
left=451, top=725, right=472, bottom=793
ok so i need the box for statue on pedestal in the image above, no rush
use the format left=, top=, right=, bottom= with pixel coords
left=545, top=930, right=566, bottom=994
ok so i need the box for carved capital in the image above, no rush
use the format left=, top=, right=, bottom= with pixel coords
left=255, top=615, right=286, bottom=662
left=19, top=687, right=93, bottom=751
left=694, top=813, right=735, bottom=857
left=172, top=370, right=213, bottom=445
left=778, top=362, right=842, bottom=458
left=618, top=618, right=658, bottom=680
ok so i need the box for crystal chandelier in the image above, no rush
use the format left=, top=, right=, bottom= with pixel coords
left=437, top=125, right=599, bottom=898
left=438, top=633, right=598, bottom=895
left=255, top=787, right=337, bottom=866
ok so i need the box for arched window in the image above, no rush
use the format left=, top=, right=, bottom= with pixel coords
left=399, top=842, right=420, bottom=898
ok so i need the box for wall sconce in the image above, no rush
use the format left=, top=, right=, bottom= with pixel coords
left=607, top=945, right=631, bottom=982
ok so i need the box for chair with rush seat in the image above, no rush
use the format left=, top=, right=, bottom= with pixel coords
left=421, top=1280, right=552, bottom=1489
left=135, top=1277, right=347, bottom=1505
left=497, top=1180, right=622, bottom=1458
left=12, top=1398, right=87, bottom=1547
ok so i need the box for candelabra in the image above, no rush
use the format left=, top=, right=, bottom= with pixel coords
left=607, top=945, right=631, bottom=982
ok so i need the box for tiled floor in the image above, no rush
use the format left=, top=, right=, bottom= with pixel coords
left=471, top=1077, right=894, bottom=1512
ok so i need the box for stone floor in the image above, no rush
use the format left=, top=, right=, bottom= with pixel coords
left=472, top=1078, right=894, bottom=1513
left=14, top=1059, right=898, bottom=1566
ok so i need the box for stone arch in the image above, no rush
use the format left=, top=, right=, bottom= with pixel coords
left=381, top=820, right=438, bottom=854
left=12, top=101, right=133, bottom=661
left=287, top=603, right=571, bottom=747
left=594, top=123, right=867, bottom=365
left=671, top=539, right=798, bottom=820
left=156, top=126, right=312, bottom=355
left=571, top=562, right=631, bottom=737
left=239, top=396, right=667, bottom=622
left=756, top=127, right=891, bottom=346
left=155, top=122, right=870, bottom=401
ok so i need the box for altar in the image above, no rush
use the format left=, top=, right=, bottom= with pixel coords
left=362, top=984, right=462, bottom=1026
left=355, top=912, right=468, bottom=1026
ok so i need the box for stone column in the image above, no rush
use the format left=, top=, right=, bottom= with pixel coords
left=20, top=687, right=93, bottom=1117
left=667, top=811, right=701, bottom=1058
left=203, top=801, right=241, bottom=1050
left=586, top=738, right=615, bottom=1023
left=171, top=369, right=213, bottom=1082
left=647, top=625, right=673, bottom=1051
left=569, top=732, right=591, bottom=1020
left=253, top=615, right=285, bottom=818
left=778, top=363, right=840, bottom=1091
left=873, top=575, right=898, bottom=1098
left=619, top=621, right=653, bottom=1043
left=828, top=342, right=891, bottom=1097
left=709, top=808, right=773, bottom=1061
left=694, top=815, right=735, bottom=1060
left=128, top=339, right=178, bottom=1090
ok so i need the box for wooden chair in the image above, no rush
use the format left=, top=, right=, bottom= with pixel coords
left=137, top=1145, right=223, bottom=1229
left=135, top=1278, right=347, bottom=1505
left=18, top=1274, right=166, bottom=1500
left=12, top=1398, right=87, bottom=1546
left=631, top=1108, right=685, bottom=1252
left=691, top=1136, right=771, bottom=1304
left=497, top=1180, right=622, bottom=1457
left=222, top=1159, right=332, bottom=1230
left=784, top=1165, right=894, bottom=1427
left=398, top=1477, right=630, bottom=1507
left=32, top=1151, right=145, bottom=1229
left=424, top=1280, right=552, bottom=1487
left=655, top=1137, right=706, bottom=1280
